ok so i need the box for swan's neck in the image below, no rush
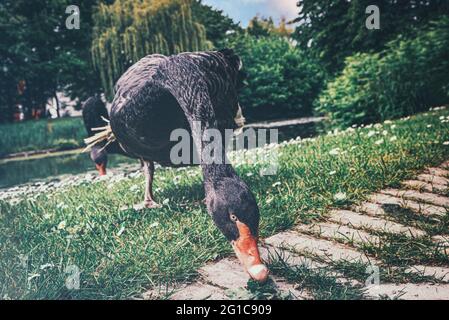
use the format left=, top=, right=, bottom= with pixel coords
left=202, top=163, right=237, bottom=185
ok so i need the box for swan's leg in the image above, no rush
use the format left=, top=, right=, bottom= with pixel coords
left=134, top=160, right=160, bottom=210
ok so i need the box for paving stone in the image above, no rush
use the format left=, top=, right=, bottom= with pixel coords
left=329, top=209, right=426, bottom=237
left=270, top=276, right=312, bottom=300
left=402, top=180, right=448, bottom=194
left=427, top=167, right=449, bottom=178
left=296, top=222, right=380, bottom=246
left=432, top=235, right=449, bottom=255
left=417, top=173, right=449, bottom=186
left=199, top=258, right=249, bottom=289
left=170, top=283, right=229, bottom=300
left=405, top=265, right=449, bottom=283
left=433, top=235, right=449, bottom=247
left=260, top=245, right=361, bottom=287
left=381, top=188, right=449, bottom=208
left=367, top=193, right=447, bottom=217
left=265, top=231, right=378, bottom=264
left=259, top=245, right=325, bottom=269
left=441, top=160, right=449, bottom=170
left=365, top=283, right=449, bottom=300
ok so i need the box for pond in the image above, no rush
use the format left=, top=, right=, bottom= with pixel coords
left=0, top=119, right=321, bottom=189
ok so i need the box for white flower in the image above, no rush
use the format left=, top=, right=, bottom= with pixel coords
left=57, top=220, right=67, bottom=230
left=39, top=263, right=54, bottom=270
left=329, top=171, right=337, bottom=176
left=162, top=198, right=170, bottom=205
left=389, top=136, right=398, bottom=142
left=149, top=222, right=159, bottom=228
left=367, top=130, right=376, bottom=138
left=130, top=185, right=139, bottom=192
left=56, top=202, right=68, bottom=209
left=117, top=226, right=125, bottom=237
left=443, top=141, right=449, bottom=146
left=382, top=130, right=388, bottom=136
left=334, top=192, right=347, bottom=201
left=375, top=139, right=384, bottom=145
left=272, top=182, right=281, bottom=187
left=27, top=273, right=40, bottom=282
left=329, top=148, right=340, bottom=155
left=427, top=124, right=433, bottom=128
left=246, top=172, right=253, bottom=177
left=391, top=124, right=397, bottom=129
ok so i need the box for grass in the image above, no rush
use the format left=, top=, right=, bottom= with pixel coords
left=0, top=117, right=85, bottom=156
left=1, top=108, right=449, bottom=299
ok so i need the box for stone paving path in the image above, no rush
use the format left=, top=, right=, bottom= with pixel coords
left=144, top=160, right=449, bottom=300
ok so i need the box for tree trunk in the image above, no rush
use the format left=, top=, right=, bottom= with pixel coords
left=54, top=91, right=60, bottom=118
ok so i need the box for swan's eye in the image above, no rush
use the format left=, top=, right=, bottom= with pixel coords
left=230, top=214, right=238, bottom=222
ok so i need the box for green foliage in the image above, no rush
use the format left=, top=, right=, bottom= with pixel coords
left=191, top=0, right=240, bottom=48
left=0, top=0, right=102, bottom=122
left=0, top=117, right=85, bottom=156
left=294, top=0, right=449, bottom=73
left=316, top=17, right=449, bottom=128
left=227, top=34, right=325, bottom=120
left=247, top=16, right=293, bottom=38
left=91, top=0, right=212, bottom=99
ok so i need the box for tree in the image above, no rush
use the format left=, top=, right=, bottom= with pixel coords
left=191, top=0, right=240, bottom=48
left=316, top=17, right=449, bottom=128
left=293, top=0, right=449, bottom=73
left=91, top=0, right=212, bottom=100
left=247, top=16, right=293, bottom=38
left=0, top=0, right=102, bottom=123
left=226, top=34, right=325, bottom=120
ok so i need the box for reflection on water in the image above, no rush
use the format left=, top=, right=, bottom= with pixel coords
left=0, top=120, right=319, bottom=189
left=0, top=153, right=135, bottom=189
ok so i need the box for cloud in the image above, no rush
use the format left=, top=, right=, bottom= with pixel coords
left=203, top=0, right=299, bottom=26
left=268, top=0, right=299, bottom=20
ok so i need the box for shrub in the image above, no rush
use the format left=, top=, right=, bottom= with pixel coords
left=316, top=17, right=449, bottom=129
left=227, top=35, right=325, bottom=121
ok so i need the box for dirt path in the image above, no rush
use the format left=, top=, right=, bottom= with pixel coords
left=144, top=160, right=449, bottom=300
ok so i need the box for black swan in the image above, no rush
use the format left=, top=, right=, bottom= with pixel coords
left=91, top=49, right=268, bottom=282
left=82, top=95, right=132, bottom=175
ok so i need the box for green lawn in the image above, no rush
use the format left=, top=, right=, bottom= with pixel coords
left=0, top=117, right=85, bottom=156
left=1, top=108, right=449, bottom=299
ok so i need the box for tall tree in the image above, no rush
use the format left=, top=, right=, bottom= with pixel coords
left=294, top=0, right=449, bottom=73
left=247, top=16, right=293, bottom=38
left=0, top=0, right=102, bottom=123
left=91, top=0, right=212, bottom=99
left=191, top=0, right=240, bottom=48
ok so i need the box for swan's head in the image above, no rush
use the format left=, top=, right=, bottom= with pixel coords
left=90, top=145, right=108, bottom=176
left=206, top=177, right=269, bottom=283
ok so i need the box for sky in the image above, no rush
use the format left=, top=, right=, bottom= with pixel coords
left=202, top=0, right=299, bottom=27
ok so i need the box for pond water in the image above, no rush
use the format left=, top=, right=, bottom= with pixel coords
left=0, top=120, right=320, bottom=189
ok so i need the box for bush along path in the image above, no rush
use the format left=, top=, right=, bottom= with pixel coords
left=156, top=160, right=449, bottom=300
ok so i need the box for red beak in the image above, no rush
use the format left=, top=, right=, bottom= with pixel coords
left=95, top=163, right=107, bottom=176
left=232, top=221, right=269, bottom=282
